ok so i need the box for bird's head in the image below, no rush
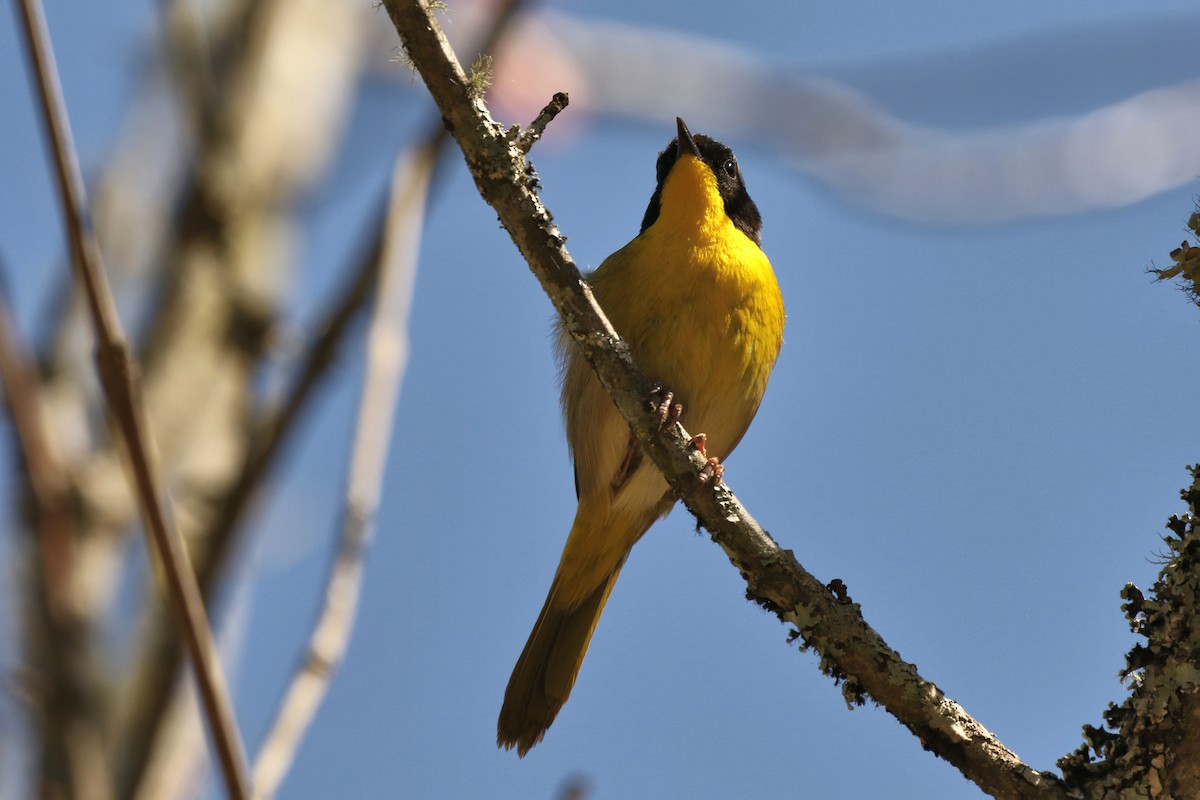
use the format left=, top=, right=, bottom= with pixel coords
left=639, top=117, right=762, bottom=246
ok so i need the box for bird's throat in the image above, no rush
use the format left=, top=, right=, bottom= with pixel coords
left=655, top=154, right=729, bottom=243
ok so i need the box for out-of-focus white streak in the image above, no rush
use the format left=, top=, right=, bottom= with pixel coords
left=796, top=79, right=1200, bottom=222
left=542, top=12, right=1200, bottom=222
left=373, top=5, right=1200, bottom=223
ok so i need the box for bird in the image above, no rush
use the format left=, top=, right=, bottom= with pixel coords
left=497, top=117, right=786, bottom=756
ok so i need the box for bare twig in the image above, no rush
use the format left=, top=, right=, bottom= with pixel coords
left=251, top=3, right=527, bottom=791
left=197, top=204, right=386, bottom=581
left=250, top=138, right=434, bottom=800
left=517, top=92, right=569, bottom=154
left=14, top=0, right=251, bottom=797
left=116, top=158, right=384, bottom=800
left=193, top=0, right=528, bottom=589
left=114, top=1, right=367, bottom=791
left=380, top=3, right=1070, bottom=799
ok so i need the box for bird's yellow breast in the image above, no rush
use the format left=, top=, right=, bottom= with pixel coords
left=565, top=152, right=785, bottom=506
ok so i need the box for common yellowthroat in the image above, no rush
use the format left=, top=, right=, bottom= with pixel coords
left=497, top=118, right=785, bottom=756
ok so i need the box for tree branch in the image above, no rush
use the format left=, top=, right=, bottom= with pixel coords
left=251, top=4, right=525, bottom=792
left=112, top=2, right=367, bottom=792
left=1153, top=209, right=1200, bottom=306
left=116, top=151, right=383, bottom=800
left=0, top=259, right=110, bottom=800
left=250, top=137, right=435, bottom=800
left=1059, top=468, right=1200, bottom=797
left=380, top=3, right=1070, bottom=798
left=14, top=0, right=250, bottom=797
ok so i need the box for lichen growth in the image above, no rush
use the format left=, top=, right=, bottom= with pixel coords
left=466, top=54, right=493, bottom=101
left=1151, top=209, right=1200, bottom=306
left=1059, top=466, right=1200, bottom=798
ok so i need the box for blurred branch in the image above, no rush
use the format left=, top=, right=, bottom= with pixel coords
left=251, top=4, right=524, bottom=793
left=13, top=0, right=251, bottom=797
left=156, top=0, right=223, bottom=140
left=196, top=201, right=385, bottom=583
left=381, top=3, right=1070, bottom=799
left=555, top=775, right=591, bottom=800
left=113, top=1, right=368, bottom=794
left=251, top=137, right=434, bottom=800
left=119, top=173, right=383, bottom=800
left=0, top=260, right=109, bottom=800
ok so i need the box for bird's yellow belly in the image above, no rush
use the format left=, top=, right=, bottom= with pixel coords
left=571, top=234, right=784, bottom=513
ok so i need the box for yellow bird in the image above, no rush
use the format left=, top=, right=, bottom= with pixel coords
left=497, top=117, right=785, bottom=756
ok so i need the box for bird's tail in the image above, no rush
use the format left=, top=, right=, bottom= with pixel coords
left=496, top=563, right=622, bottom=757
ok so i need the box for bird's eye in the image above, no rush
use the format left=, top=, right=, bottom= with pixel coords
left=723, top=159, right=738, bottom=177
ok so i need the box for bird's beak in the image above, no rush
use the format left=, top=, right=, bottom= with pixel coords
left=676, top=117, right=702, bottom=160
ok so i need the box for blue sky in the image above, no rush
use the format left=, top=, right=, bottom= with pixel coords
left=3, top=2, right=1200, bottom=798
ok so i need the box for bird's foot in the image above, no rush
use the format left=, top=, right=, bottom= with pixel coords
left=688, top=433, right=725, bottom=484
left=649, top=384, right=683, bottom=430
left=649, top=385, right=723, bottom=483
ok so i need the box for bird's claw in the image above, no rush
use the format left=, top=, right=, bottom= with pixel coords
left=651, top=386, right=723, bottom=483
left=649, top=384, right=682, bottom=431
left=688, top=433, right=725, bottom=484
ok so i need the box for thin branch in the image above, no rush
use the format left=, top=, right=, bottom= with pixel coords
left=113, top=2, right=368, bottom=789
left=250, top=3, right=526, bottom=791
left=517, top=92, right=569, bottom=154
left=196, top=203, right=387, bottom=579
left=13, top=1, right=251, bottom=798
left=381, top=3, right=1071, bottom=799
left=191, top=0, right=528, bottom=590
left=250, top=137, right=435, bottom=800
left=114, top=168, right=387, bottom=800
